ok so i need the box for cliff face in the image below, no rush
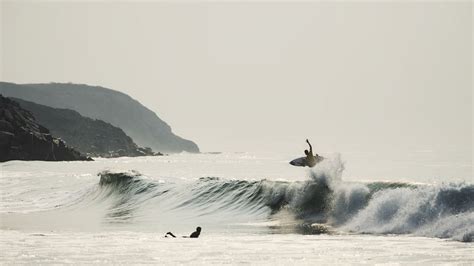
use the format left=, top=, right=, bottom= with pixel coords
left=0, top=95, right=91, bottom=162
left=0, top=82, right=199, bottom=153
left=12, top=98, right=160, bottom=158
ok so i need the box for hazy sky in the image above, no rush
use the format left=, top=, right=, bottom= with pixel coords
left=1, top=1, right=472, bottom=156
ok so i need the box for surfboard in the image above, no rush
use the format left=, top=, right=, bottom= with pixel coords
left=289, top=157, right=307, bottom=167
left=289, top=156, right=324, bottom=167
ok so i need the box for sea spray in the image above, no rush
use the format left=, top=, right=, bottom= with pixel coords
left=340, top=183, right=474, bottom=242
left=308, top=153, right=345, bottom=186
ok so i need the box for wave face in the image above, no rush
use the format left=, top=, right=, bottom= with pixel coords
left=83, top=156, right=474, bottom=242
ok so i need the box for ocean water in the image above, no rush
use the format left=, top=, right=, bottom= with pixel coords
left=1, top=152, right=473, bottom=264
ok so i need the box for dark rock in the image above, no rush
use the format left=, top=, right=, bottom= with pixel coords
left=0, top=95, right=91, bottom=162
left=4, top=109, right=14, bottom=122
left=0, top=119, right=13, bottom=132
left=0, top=131, right=14, bottom=150
left=11, top=97, right=162, bottom=158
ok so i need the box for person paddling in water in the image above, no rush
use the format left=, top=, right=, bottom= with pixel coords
left=165, top=226, right=201, bottom=238
left=304, top=139, right=323, bottom=167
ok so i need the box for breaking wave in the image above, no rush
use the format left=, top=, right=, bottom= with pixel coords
left=58, top=156, right=473, bottom=242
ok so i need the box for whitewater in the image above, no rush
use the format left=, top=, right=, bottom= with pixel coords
left=1, top=152, right=473, bottom=264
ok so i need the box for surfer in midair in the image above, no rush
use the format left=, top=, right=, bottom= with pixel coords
left=304, top=139, right=322, bottom=167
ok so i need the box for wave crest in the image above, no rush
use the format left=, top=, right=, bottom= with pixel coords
left=341, top=183, right=474, bottom=242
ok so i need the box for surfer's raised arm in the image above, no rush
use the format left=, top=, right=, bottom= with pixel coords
left=306, top=139, right=313, bottom=155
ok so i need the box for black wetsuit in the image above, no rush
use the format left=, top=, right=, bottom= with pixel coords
left=189, top=229, right=200, bottom=238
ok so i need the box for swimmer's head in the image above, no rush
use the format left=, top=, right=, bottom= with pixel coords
left=304, top=150, right=309, bottom=155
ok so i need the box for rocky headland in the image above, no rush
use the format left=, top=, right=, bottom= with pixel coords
left=0, top=95, right=92, bottom=162
left=0, top=82, right=199, bottom=153
left=12, top=98, right=163, bottom=158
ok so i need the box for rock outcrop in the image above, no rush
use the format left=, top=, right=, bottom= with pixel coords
left=0, top=82, right=199, bottom=153
left=12, top=97, right=163, bottom=158
left=0, top=95, right=92, bottom=162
